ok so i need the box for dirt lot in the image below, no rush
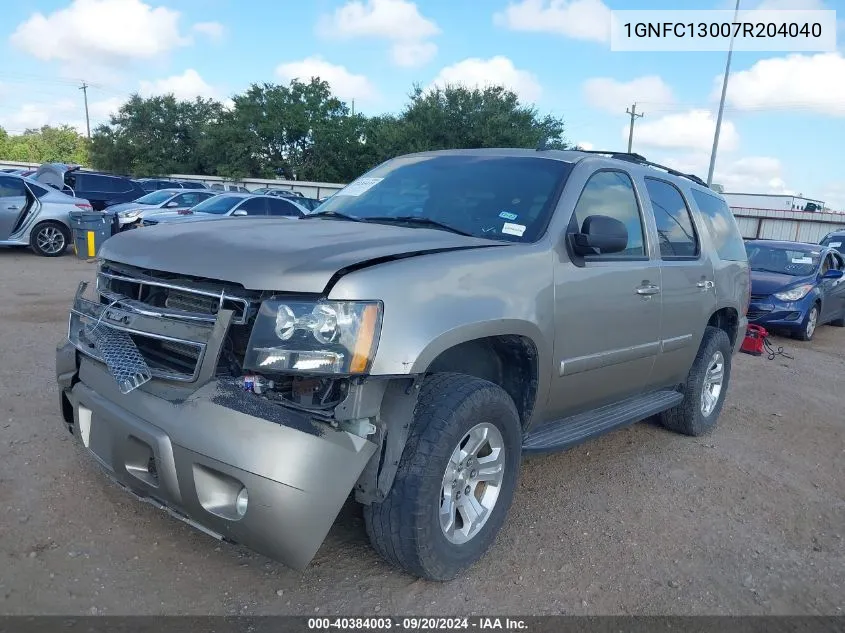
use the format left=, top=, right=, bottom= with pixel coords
left=1, top=247, right=844, bottom=616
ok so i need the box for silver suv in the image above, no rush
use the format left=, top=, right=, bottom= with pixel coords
left=56, top=149, right=750, bottom=580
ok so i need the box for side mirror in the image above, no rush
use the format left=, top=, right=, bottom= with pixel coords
left=569, top=214, right=628, bottom=256
left=823, top=268, right=844, bottom=279
left=164, top=201, right=180, bottom=208
left=232, top=209, right=247, bottom=217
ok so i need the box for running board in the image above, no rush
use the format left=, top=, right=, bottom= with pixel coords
left=522, top=390, right=684, bottom=454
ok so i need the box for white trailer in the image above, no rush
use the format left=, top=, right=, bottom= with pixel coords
left=723, top=192, right=825, bottom=212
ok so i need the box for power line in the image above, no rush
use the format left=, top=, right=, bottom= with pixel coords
left=626, top=103, right=644, bottom=153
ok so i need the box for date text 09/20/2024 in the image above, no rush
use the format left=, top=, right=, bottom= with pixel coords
left=307, top=617, right=528, bottom=630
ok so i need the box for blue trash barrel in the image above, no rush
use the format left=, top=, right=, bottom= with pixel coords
left=69, top=210, right=118, bottom=260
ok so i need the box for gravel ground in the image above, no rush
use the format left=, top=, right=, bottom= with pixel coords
left=1, top=248, right=844, bottom=616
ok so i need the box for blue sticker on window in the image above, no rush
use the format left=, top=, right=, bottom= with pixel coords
left=499, top=211, right=518, bottom=221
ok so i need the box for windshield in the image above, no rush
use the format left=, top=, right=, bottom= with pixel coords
left=135, top=190, right=176, bottom=205
left=310, top=154, right=573, bottom=242
left=746, top=243, right=821, bottom=276
left=820, top=235, right=844, bottom=254
left=190, top=194, right=242, bottom=215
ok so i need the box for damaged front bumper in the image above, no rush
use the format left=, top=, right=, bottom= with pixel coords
left=56, top=286, right=378, bottom=570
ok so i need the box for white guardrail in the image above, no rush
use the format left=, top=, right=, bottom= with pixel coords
left=0, top=160, right=346, bottom=200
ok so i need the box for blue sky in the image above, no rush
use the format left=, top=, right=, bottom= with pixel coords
left=1, top=0, right=843, bottom=208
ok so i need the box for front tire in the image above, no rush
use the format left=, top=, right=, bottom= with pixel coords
left=794, top=304, right=819, bottom=341
left=30, top=221, right=69, bottom=257
left=363, top=373, right=522, bottom=581
left=660, top=326, right=733, bottom=437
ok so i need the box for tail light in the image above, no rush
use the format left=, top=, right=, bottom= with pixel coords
left=74, top=203, right=92, bottom=210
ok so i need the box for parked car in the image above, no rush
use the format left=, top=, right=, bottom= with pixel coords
left=819, top=230, right=845, bottom=255
left=0, top=172, right=93, bottom=256
left=210, top=183, right=250, bottom=193
left=293, top=197, right=322, bottom=211
left=745, top=239, right=845, bottom=340
left=33, top=163, right=147, bottom=211
left=141, top=193, right=306, bottom=226
left=137, top=178, right=210, bottom=192
left=252, top=187, right=305, bottom=198
left=109, top=189, right=218, bottom=229
left=57, top=148, right=749, bottom=581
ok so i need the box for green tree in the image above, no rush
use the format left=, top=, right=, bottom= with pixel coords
left=0, top=125, right=89, bottom=164
left=90, top=94, right=224, bottom=176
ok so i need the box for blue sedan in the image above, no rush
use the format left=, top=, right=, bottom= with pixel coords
left=745, top=240, right=845, bottom=341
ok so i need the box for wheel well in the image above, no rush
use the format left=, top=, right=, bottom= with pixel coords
left=426, top=335, right=538, bottom=428
left=708, top=308, right=739, bottom=347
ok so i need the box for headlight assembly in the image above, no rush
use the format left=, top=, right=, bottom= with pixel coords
left=119, top=209, right=142, bottom=218
left=774, top=284, right=813, bottom=302
left=243, top=299, right=383, bottom=375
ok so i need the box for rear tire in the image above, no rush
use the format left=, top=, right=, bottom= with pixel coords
left=660, top=326, right=733, bottom=437
left=363, top=373, right=522, bottom=581
left=30, top=221, right=70, bottom=257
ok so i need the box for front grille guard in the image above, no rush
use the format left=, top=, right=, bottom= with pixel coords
left=68, top=282, right=233, bottom=394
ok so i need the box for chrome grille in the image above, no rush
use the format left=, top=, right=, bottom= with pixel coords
left=85, top=322, right=152, bottom=393
left=97, top=266, right=250, bottom=324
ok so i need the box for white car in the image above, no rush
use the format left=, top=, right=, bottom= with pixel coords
left=110, top=189, right=218, bottom=229
left=141, top=193, right=307, bottom=226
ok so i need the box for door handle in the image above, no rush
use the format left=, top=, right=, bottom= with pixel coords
left=697, top=280, right=715, bottom=290
left=636, top=284, right=661, bottom=295
left=6, top=205, right=19, bottom=210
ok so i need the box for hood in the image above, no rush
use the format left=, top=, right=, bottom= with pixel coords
left=750, top=270, right=815, bottom=296
left=99, top=217, right=502, bottom=292
left=109, top=202, right=155, bottom=214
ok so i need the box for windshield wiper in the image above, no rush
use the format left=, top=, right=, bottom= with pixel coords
left=300, top=210, right=365, bottom=222
left=360, top=216, right=474, bottom=237
left=751, top=267, right=792, bottom=275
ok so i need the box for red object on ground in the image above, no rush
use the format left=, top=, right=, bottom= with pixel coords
left=740, top=324, right=768, bottom=356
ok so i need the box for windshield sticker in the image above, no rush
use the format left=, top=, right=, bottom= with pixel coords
left=828, top=242, right=842, bottom=248
left=502, top=222, right=526, bottom=237
left=499, top=211, right=518, bottom=221
left=336, top=177, right=383, bottom=197
left=792, top=257, right=813, bottom=264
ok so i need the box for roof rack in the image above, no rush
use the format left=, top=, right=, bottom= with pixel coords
left=574, top=150, right=708, bottom=187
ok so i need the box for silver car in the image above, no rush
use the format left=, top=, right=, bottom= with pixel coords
left=141, top=193, right=307, bottom=226
left=0, top=172, right=93, bottom=257
left=110, top=189, right=218, bottom=229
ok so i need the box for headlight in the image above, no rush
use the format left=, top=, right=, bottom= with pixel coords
left=243, top=300, right=383, bottom=375
left=774, top=284, right=813, bottom=301
left=119, top=209, right=142, bottom=218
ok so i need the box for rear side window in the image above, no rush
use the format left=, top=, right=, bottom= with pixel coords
left=79, top=174, right=129, bottom=193
left=571, top=170, right=645, bottom=257
left=644, top=178, right=699, bottom=259
left=0, top=176, right=27, bottom=197
left=690, top=189, right=747, bottom=261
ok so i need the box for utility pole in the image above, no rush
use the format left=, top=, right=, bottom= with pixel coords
left=626, top=103, right=643, bottom=153
left=707, top=0, right=741, bottom=187
left=79, top=81, right=91, bottom=139
left=351, top=98, right=355, bottom=117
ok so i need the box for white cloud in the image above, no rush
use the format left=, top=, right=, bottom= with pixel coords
left=661, top=153, right=792, bottom=194
left=392, top=41, right=438, bottom=67
left=276, top=57, right=377, bottom=103
left=719, top=53, right=845, bottom=117
left=820, top=183, right=845, bottom=212
left=192, top=21, right=225, bottom=41
left=493, top=0, right=612, bottom=43
left=0, top=100, right=82, bottom=133
left=575, top=141, right=594, bottom=150
left=139, top=69, right=218, bottom=101
left=10, top=0, right=190, bottom=68
left=88, top=96, right=126, bottom=122
left=582, top=76, right=674, bottom=114
left=429, top=56, right=543, bottom=103
left=631, top=109, right=739, bottom=153
left=317, top=0, right=440, bottom=67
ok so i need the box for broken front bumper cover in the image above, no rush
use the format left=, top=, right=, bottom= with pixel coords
left=56, top=288, right=378, bottom=570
